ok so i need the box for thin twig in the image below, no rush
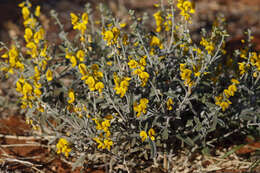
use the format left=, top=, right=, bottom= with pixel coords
left=3, top=158, right=44, bottom=173
left=0, top=134, right=55, bottom=141
left=0, top=143, right=48, bottom=148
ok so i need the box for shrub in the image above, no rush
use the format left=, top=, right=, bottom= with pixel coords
left=0, top=0, right=259, bottom=171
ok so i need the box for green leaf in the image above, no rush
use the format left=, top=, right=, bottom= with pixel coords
left=162, top=128, right=168, bottom=140
left=149, top=139, right=157, bottom=159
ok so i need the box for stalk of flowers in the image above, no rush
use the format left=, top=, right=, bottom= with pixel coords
left=153, top=11, right=164, bottom=33
left=78, top=63, right=104, bottom=94
left=128, top=56, right=150, bottom=87
left=177, top=0, right=195, bottom=22
left=149, top=35, right=164, bottom=56
left=215, top=79, right=240, bottom=111
left=113, top=72, right=131, bottom=97
left=200, top=37, right=215, bottom=55
left=92, top=116, right=113, bottom=151
left=13, top=1, right=52, bottom=113
left=70, top=12, right=88, bottom=42
left=238, top=51, right=260, bottom=77
left=180, top=63, right=193, bottom=88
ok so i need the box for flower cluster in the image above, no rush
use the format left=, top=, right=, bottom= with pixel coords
left=70, top=12, right=88, bottom=41
left=78, top=64, right=104, bottom=93
left=180, top=63, right=193, bottom=87
left=65, top=49, right=85, bottom=68
left=166, top=98, right=174, bottom=111
left=128, top=56, right=150, bottom=87
left=215, top=79, right=240, bottom=111
left=177, top=0, right=195, bottom=22
left=1, top=46, right=24, bottom=75
left=113, top=73, right=131, bottom=97
left=140, top=128, right=155, bottom=142
left=153, top=11, right=163, bottom=33
left=92, top=116, right=113, bottom=151
left=133, top=98, right=149, bottom=117
left=56, top=138, right=72, bottom=158
left=102, top=26, right=121, bottom=46
left=238, top=50, right=260, bottom=77
left=200, top=37, right=215, bottom=55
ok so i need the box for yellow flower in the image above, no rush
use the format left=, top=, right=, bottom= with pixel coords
left=86, top=76, right=95, bottom=91
left=104, top=139, right=113, bottom=151
left=139, top=71, right=149, bottom=79
left=22, top=7, right=30, bottom=20
left=103, top=30, right=114, bottom=45
left=153, top=11, right=163, bottom=32
left=148, top=128, right=155, bottom=141
left=128, top=59, right=138, bottom=69
left=46, top=69, right=53, bottom=81
left=140, top=131, right=148, bottom=142
left=22, top=82, right=33, bottom=97
left=70, top=13, right=78, bottom=26
left=56, top=138, right=71, bottom=158
left=82, top=12, right=88, bottom=24
left=166, top=98, right=174, bottom=110
left=16, top=81, right=23, bottom=93
left=93, top=137, right=104, bottom=149
left=73, top=22, right=87, bottom=34
left=200, top=38, right=214, bottom=55
left=119, top=23, right=127, bottom=28
left=78, top=63, right=88, bottom=76
left=24, top=17, right=37, bottom=28
left=70, top=56, right=77, bottom=67
left=76, top=50, right=85, bottom=62
left=228, top=84, right=237, bottom=96
left=215, top=95, right=222, bottom=106
left=68, top=89, right=75, bottom=104
left=106, top=61, right=112, bottom=66
left=18, top=2, right=25, bottom=8
left=134, top=98, right=149, bottom=117
left=26, top=42, right=38, bottom=58
left=8, top=46, right=19, bottom=67
left=224, top=89, right=230, bottom=98
left=220, top=101, right=230, bottom=111
left=34, top=28, right=45, bottom=44
left=34, top=5, right=41, bottom=17
left=104, top=30, right=114, bottom=43
left=238, top=62, right=246, bottom=75
left=34, top=88, right=42, bottom=97
left=95, top=82, right=104, bottom=94
left=140, top=98, right=149, bottom=105
left=180, top=68, right=192, bottom=86
left=24, top=28, right=33, bottom=42
left=183, top=1, right=195, bottom=14
left=150, top=36, right=161, bottom=47
left=91, top=64, right=99, bottom=71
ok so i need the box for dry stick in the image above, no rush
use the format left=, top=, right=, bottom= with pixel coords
left=163, top=145, right=168, bottom=172
left=0, top=134, right=55, bottom=141
left=3, top=158, right=44, bottom=173
left=0, top=143, right=48, bottom=148
left=1, top=148, right=44, bottom=173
